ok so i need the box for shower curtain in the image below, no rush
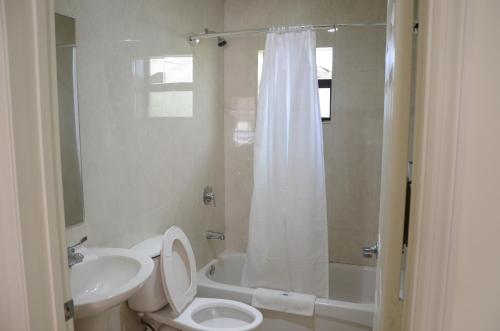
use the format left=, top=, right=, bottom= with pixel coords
left=242, top=28, right=329, bottom=298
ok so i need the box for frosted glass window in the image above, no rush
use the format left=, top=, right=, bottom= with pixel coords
left=148, top=91, right=193, bottom=118
left=149, top=56, right=193, bottom=84
left=316, top=47, right=333, bottom=79
left=135, top=55, right=194, bottom=118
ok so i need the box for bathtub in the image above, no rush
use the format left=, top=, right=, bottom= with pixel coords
left=197, top=251, right=375, bottom=331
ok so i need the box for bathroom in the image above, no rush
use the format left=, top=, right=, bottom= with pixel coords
left=4, top=0, right=500, bottom=331
left=54, top=0, right=386, bottom=329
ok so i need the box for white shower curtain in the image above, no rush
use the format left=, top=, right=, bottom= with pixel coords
left=242, top=28, right=329, bottom=298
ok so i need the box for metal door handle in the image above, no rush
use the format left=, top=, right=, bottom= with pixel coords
left=362, top=242, right=379, bottom=258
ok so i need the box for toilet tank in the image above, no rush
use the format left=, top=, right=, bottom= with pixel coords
left=128, top=235, right=168, bottom=312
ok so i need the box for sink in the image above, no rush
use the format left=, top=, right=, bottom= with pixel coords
left=70, top=247, right=154, bottom=319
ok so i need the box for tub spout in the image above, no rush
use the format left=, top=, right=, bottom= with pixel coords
left=206, top=230, right=225, bottom=240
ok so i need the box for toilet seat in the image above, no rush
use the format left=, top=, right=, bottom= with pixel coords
left=160, top=226, right=197, bottom=315
left=155, top=226, right=262, bottom=331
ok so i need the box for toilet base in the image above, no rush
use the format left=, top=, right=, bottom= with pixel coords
left=159, top=326, right=179, bottom=331
left=142, top=315, right=180, bottom=331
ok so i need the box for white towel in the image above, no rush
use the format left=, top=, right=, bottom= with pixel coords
left=251, top=288, right=316, bottom=317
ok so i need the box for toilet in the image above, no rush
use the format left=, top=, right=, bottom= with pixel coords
left=128, top=226, right=263, bottom=331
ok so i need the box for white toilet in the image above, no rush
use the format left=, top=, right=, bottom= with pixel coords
left=128, top=226, right=263, bottom=331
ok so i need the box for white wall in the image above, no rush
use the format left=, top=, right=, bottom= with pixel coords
left=403, top=1, right=500, bottom=330
left=56, top=0, right=225, bottom=266
left=447, top=1, right=500, bottom=330
left=223, top=0, right=386, bottom=266
left=55, top=0, right=225, bottom=329
left=2, top=0, right=73, bottom=329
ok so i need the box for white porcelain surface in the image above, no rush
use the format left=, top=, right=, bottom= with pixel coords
left=70, top=247, right=154, bottom=319
left=128, top=236, right=168, bottom=313
left=131, top=230, right=262, bottom=331
left=131, top=235, right=164, bottom=258
left=197, top=252, right=374, bottom=330
left=147, top=297, right=262, bottom=331
left=178, top=298, right=262, bottom=331
left=161, top=226, right=197, bottom=314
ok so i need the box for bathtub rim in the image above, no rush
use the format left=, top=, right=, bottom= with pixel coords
left=197, top=251, right=374, bottom=328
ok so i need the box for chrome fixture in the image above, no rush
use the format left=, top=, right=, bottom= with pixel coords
left=217, top=36, right=227, bottom=47
left=67, top=236, right=87, bottom=268
left=203, top=186, right=216, bottom=206
left=362, top=242, right=379, bottom=258
left=189, top=28, right=228, bottom=47
left=206, top=230, right=225, bottom=240
left=209, top=265, right=216, bottom=276
left=188, top=36, right=200, bottom=46
left=187, top=22, right=386, bottom=45
left=203, top=28, right=228, bottom=47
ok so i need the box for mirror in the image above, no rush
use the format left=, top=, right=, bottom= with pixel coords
left=55, top=14, right=84, bottom=226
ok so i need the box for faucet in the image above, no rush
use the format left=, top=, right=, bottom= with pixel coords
left=206, top=231, right=225, bottom=240
left=67, top=236, right=87, bottom=268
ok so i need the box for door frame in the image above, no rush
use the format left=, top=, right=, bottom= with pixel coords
left=0, top=0, right=72, bottom=329
left=0, top=0, right=474, bottom=329
left=403, top=0, right=467, bottom=329
left=373, top=0, right=414, bottom=329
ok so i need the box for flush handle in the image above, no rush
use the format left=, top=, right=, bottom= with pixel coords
left=362, top=242, right=379, bottom=258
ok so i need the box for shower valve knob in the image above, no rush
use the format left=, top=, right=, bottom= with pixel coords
left=203, top=186, right=216, bottom=207
left=362, top=242, right=379, bottom=258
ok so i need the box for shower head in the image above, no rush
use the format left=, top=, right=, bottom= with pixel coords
left=192, top=28, right=227, bottom=48
left=217, top=37, right=227, bottom=47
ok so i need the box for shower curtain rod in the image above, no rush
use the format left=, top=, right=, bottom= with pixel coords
left=187, top=22, right=386, bottom=44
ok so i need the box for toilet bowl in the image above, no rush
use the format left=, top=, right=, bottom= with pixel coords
left=147, top=297, right=262, bottom=331
left=128, top=226, right=262, bottom=331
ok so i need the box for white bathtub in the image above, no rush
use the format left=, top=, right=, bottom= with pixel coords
left=197, top=251, right=375, bottom=331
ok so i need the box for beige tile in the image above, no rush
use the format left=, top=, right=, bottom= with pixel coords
left=224, top=0, right=386, bottom=266
left=63, top=0, right=226, bottom=268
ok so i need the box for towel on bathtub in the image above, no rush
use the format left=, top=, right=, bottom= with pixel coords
left=251, top=288, right=316, bottom=317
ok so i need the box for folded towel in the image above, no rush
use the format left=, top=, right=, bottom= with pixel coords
left=251, top=288, right=316, bottom=317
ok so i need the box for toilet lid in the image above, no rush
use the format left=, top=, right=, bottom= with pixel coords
left=160, top=226, right=197, bottom=315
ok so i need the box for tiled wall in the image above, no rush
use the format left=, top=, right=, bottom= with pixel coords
left=54, top=0, right=386, bottom=329
left=57, top=0, right=225, bottom=265
left=56, top=0, right=225, bottom=328
left=223, top=0, right=386, bottom=266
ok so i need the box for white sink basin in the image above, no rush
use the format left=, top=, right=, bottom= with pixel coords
left=70, top=248, right=154, bottom=319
